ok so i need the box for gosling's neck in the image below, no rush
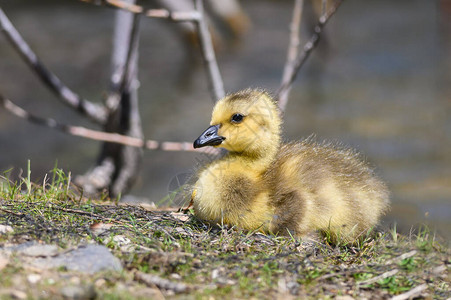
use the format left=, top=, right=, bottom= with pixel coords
left=224, top=135, right=281, bottom=174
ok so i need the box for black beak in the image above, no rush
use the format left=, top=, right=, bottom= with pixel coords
left=193, top=125, right=225, bottom=148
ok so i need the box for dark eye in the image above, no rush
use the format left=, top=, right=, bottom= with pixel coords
left=231, top=113, right=244, bottom=123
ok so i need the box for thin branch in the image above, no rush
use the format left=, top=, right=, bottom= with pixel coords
left=105, top=0, right=142, bottom=13
left=146, top=9, right=201, bottom=22
left=106, top=8, right=141, bottom=112
left=0, top=207, right=24, bottom=217
left=0, top=8, right=108, bottom=124
left=358, top=269, right=399, bottom=286
left=322, top=0, right=328, bottom=15
left=81, top=0, right=201, bottom=22
left=278, top=0, right=304, bottom=109
left=390, top=284, right=428, bottom=300
left=0, top=94, right=218, bottom=155
left=277, top=0, right=344, bottom=112
left=384, top=250, right=417, bottom=265
left=80, top=0, right=224, bottom=102
left=194, top=0, right=225, bottom=102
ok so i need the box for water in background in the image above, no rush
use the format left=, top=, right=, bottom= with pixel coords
left=0, top=0, right=450, bottom=242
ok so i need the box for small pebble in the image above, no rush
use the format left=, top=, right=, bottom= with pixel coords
left=69, top=276, right=81, bottom=285
left=27, top=274, right=41, bottom=284
left=211, top=269, right=220, bottom=279
left=170, top=273, right=182, bottom=280
left=94, top=278, right=106, bottom=288
left=60, top=285, right=96, bottom=300
left=112, top=235, right=131, bottom=246
left=192, top=258, right=202, bottom=267
left=0, top=224, right=13, bottom=234
left=89, top=222, right=113, bottom=236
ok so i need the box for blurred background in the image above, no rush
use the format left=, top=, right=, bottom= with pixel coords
left=0, top=0, right=450, bottom=242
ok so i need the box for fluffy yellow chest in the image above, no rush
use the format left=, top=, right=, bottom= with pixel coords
left=193, top=160, right=274, bottom=232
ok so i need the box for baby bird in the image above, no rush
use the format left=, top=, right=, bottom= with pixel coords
left=192, top=89, right=389, bottom=241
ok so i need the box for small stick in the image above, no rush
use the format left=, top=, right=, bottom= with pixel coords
left=52, top=205, right=127, bottom=226
left=277, top=0, right=344, bottom=112
left=322, top=0, right=328, bottom=15
left=107, top=7, right=141, bottom=112
left=81, top=0, right=201, bottom=22
left=146, top=9, right=201, bottom=22
left=0, top=207, right=24, bottom=217
left=384, top=250, right=417, bottom=265
left=53, top=206, right=104, bottom=218
left=278, top=0, right=304, bottom=109
left=26, top=202, right=129, bottom=226
left=80, top=0, right=224, bottom=102
left=0, top=8, right=107, bottom=124
left=390, top=284, right=428, bottom=300
left=358, top=269, right=399, bottom=286
left=193, top=0, right=225, bottom=102
left=106, top=0, right=142, bottom=13
left=0, top=94, right=218, bottom=154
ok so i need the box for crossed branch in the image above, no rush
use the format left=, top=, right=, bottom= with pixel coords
left=0, top=0, right=344, bottom=152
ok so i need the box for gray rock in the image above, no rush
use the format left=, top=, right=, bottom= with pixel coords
left=3, top=241, right=37, bottom=253
left=2, top=242, right=122, bottom=274
left=2, top=241, right=58, bottom=257
left=21, top=244, right=59, bottom=257
left=31, top=245, right=122, bottom=274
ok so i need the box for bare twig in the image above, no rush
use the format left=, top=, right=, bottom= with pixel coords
left=81, top=0, right=201, bottom=22
left=384, top=250, right=417, bottom=265
left=193, top=0, right=225, bottom=102
left=135, top=271, right=190, bottom=293
left=390, top=284, right=428, bottom=300
left=322, top=0, right=328, bottom=15
left=278, top=0, right=304, bottom=109
left=80, top=0, right=224, bottom=103
left=0, top=94, right=218, bottom=154
left=87, top=0, right=144, bottom=197
left=80, top=0, right=223, bottom=102
left=358, top=269, right=399, bottom=286
left=52, top=206, right=105, bottom=219
left=50, top=205, right=130, bottom=226
left=146, top=9, right=201, bottom=22
left=106, top=10, right=141, bottom=112
left=277, top=0, right=344, bottom=112
left=0, top=207, right=24, bottom=217
left=0, top=8, right=107, bottom=124
left=105, top=0, right=142, bottom=13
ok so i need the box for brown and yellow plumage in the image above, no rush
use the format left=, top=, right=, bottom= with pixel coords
left=192, top=89, right=389, bottom=241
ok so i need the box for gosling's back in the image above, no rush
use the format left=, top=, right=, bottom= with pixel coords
left=266, top=139, right=390, bottom=240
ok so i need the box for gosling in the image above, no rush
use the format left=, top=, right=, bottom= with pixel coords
left=192, top=89, right=389, bottom=242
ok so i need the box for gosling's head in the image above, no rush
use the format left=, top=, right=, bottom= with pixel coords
left=194, top=89, right=282, bottom=157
